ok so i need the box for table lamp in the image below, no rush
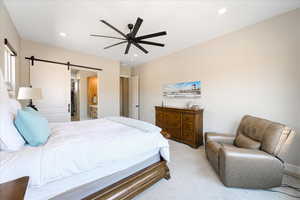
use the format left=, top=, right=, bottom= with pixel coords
left=17, top=87, right=42, bottom=111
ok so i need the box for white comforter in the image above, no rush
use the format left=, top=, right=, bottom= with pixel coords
left=0, top=117, right=169, bottom=187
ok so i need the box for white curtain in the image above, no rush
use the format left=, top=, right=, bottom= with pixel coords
left=0, top=67, right=10, bottom=148
left=0, top=67, right=9, bottom=104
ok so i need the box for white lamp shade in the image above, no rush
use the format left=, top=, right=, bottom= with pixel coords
left=18, top=87, right=42, bottom=100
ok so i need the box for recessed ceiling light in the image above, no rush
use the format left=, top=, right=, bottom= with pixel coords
left=134, top=54, right=138, bottom=57
left=59, top=32, right=67, bottom=37
left=218, top=8, right=227, bottom=15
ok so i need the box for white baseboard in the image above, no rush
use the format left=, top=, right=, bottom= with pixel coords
left=285, top=163, right=300, bottom=178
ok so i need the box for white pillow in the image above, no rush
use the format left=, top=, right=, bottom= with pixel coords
left=0, top=102, right=25, bottom=151
left=0, top=139, right=6, bottom=149
left=8, top=99, right=22, bottom=116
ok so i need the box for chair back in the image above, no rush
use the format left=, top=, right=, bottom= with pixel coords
left=234, top=115, right=295, bottom=161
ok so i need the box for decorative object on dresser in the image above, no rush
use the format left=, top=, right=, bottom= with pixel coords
left=0, top=176, right=29, bottom=200
left=155, top=106, right=203, bottom=148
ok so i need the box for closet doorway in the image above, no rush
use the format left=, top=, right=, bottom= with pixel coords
left=120, top=77, right=129, bottom=117
left=29, top=57, right=101, bottom=123
left=120, top=75, right=139, bottom=119
left=71, top=69, right=98, bottom=121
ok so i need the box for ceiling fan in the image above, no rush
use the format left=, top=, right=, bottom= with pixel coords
left=90, top=17, right=167, bottom=54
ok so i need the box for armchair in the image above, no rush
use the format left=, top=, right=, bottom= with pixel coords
left=205, top=115, right=296, bottom=189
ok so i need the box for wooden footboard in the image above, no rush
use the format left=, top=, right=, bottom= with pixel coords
left=83, top=160, right=170, bottom=200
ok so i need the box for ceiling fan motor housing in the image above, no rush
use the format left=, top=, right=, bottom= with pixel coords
left=128, top=23, right=134, bottom=31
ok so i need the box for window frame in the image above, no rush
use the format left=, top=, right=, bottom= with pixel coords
left=4, top=38, right=17, bottom=94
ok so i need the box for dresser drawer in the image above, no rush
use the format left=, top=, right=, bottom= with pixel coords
left=182, top=113, right=195, bottom=130
left=182, top=113, right=195, bottom=122
left=165, top=111, right=181, bottom=128
left=182, top=122, right=194, bottom=132
left=155, top=110, right=164, bottom=127
left=182, top=131, right=194, bottom=142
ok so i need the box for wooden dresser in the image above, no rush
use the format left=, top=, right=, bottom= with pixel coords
left=155, top=106, right=203, bottom=148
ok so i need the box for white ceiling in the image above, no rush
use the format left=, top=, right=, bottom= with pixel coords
left=4, top=0, right=300, bottom=67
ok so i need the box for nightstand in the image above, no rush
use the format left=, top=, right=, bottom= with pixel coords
left=0, top=177, right=29, bottom=200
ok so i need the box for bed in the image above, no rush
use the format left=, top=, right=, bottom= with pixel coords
left=0, top=117, right=170, bottom=200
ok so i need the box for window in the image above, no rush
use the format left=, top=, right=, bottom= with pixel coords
left=4, top=39, right=17, bottom=94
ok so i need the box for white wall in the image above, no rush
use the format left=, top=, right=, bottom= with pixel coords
left=20, top=40, right=120, bottom=117
left=0, top=0, right=21, bottom=96
left=134, top=9, right=300, bottom=166
left=120, top=66, right=131, bottom=77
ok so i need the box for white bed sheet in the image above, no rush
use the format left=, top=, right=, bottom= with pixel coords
left=0, top=117, right=169, bottom=199
left=27, top=150, right=161, bottom=200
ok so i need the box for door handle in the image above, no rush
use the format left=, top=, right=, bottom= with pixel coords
left=68, top=104, right=71, bottom=113
left=136, top=105, right=139, bottom=108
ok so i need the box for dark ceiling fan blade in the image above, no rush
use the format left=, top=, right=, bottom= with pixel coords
left=125, top=42, right=131, bottom=54
left=138, top=41, right=165, bottom=47
left=90, top=34, right=126, bottom=40
left=100, top=20, right=127, bottom=38
left=132, top=42, right=148, bottom=54
left=136, top=31, right=167, bottom=40
left=131, top=17, right=143, bottom=37
left=104, top=41, right=127, bottom=49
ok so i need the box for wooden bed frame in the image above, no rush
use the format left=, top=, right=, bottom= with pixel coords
left=82, top=160, right=170, bottom=200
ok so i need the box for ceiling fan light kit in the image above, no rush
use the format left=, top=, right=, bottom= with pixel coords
left=91, top=17, right=167, bottom=54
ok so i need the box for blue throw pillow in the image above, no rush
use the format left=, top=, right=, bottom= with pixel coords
left=14, top=107, right=50, bottom=146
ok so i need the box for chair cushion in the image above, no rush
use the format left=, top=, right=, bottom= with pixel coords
left=219, top=145, right=284, bottom=189
left=234, top=134, right=261, bottom=150
left=236, top=116, right=269, bottom=147
left=14, top=107, right=50, bottom=146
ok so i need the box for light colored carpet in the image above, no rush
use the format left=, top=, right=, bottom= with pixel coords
left=134, top=140, right=300, bottom=200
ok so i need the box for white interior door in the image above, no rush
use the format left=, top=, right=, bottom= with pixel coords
left=30, top=62, right=71, bottom=122
left=129, top=76, right=139, bottom=119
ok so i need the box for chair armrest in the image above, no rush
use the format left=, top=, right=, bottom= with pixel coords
left=204, top=132, right=235, bottom=145
left=219, top=146, right=284, bottom=188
